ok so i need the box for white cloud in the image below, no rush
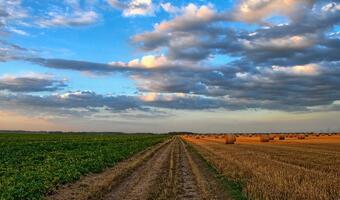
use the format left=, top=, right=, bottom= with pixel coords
left=109, top=55, right=169, bottom=69
left=160, top=2, right=179, bottom=14
left=108, top=0, right=154, bottom=17
left=0, top=0, right=29, bottom=35
left=107, top=0, right=125, bottom=9
left=322, top=2, right=340, bottom=13
left=8, top=27, right=29, bottom=36
left=272, top=64, right=320, bottom=75
left=155, top=3, right=217, bottom=32
left=242, top=35, right=316, bottom=50
left=0, top=72, right=54, bottom=80
left=234, top=0, right=315, bottom=23
left=124, top=0, right=154, bottom=16
left=139, top=92, right=187, bottom=102
left=37, top=11, right=99, bottom=27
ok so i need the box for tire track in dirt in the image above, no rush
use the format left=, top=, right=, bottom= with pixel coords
left=103, top=137, right=173, bottom=200
left=173, top=138, right=203, bottom=199
left=103, top=137, right=230, bottom=200
left=47, top=136, right=230, bottom=200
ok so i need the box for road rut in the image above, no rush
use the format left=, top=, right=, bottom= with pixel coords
left=104, top=137, right=229, bottom=200
left=48, top=137, right=230, bottom=200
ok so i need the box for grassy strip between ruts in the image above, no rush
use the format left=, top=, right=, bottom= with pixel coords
left=0, top=133, right=169, bottom=200
left=185, top=141, right=247, bottom=200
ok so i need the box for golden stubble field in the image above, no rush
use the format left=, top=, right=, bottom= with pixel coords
left=183, top=134, right=340, bottom=200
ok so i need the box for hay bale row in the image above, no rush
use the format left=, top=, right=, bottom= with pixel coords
left=259, top=135, right=270, bottom=142
left=297, top=134, right=305, bottom=139
left=279, top=134, right=285, bottom=140
left=225, top=134, right=236, bottom=144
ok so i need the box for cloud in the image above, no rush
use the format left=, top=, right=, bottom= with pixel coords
left=1, top=1, right=340, bottom=116
left=129, top=61, right=340, bottom=111
left=0, top=89, right=258, bottom=117
left=233, top=0, right=315, bottom=23
left=0, top=73, right=67, bottom=92
left=24, top=56, right=205, bottom=74
left=160, top=2, right=179, bottom=14
left=0, top=91, right=144, bottom=117
left=0, top=0, right=99, bottom=29
left=26, top=57, right=122, bottom=73
left=0, top=0, right=28, bottom=35
left=132, top=2, right=340, bottom=64
left=0, top=40, right=29, bottom=61
left=7, top=27, right=29, bottom=36
left=321, top=2, right=340, bottom=13
left=139, top=92, right=186, bottom=102
left=37, top=11, right=99, bottom=27
left=154, top=4, right=218, bottom=32
left=15, top=54, right=340, bottom=113
left=241, top=35, right=316, bottom=50
left=109, top=55, right=169, bottom=68
left=271, top=64, right=320, bottom=76
left=1, top=60, right=340, bottom=117
left=108, top=0, right=154, bottom=17
left=132, top=4, right=226, bottom=61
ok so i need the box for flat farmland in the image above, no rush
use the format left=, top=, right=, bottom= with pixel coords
left=0, top=133, right=168, bottom=200
left=2, top=133, right=340, bottom=200
left=183, top=135, right=340, bottom=200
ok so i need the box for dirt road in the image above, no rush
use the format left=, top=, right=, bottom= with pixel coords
left=48, top=137, right=230, bottom=200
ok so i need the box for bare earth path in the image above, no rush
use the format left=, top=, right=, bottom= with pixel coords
left=47, top=136, right=230, bottom=200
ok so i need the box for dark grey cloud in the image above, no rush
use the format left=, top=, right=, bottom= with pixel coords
left=14, top=56, right=340, bottom=113
left=0, top=90, right=253, bottom=117
left=0, top=91, right=143, bottom=117
left=131, top=61, right=340, bottom=111
left=25, top=57, right=208, bottom=74
left=0, top=75, right=67, bottom=92
left=132, top=1, right=340, bottom=65
left=27, top=58, right=119, bottom=73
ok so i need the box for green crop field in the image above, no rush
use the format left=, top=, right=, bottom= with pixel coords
left=0, top=133, right=168, bottom=200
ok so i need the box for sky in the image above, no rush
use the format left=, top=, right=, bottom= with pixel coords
left=0, top=0, right=339, bottom=133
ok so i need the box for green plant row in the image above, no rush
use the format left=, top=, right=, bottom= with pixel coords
left=0, top=133, right=168, bottom=200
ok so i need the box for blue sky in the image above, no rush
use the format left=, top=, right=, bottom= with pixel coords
left=0, top=0, right=339, bottom=132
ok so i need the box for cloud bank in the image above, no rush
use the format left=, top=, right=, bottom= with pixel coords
left=0, top=0, right=339, bottom=123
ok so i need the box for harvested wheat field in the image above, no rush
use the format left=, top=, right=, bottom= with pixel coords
left=183, top=134, right=340, bottom=200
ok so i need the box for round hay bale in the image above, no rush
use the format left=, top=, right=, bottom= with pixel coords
left=297, top=134, right=305, bottom=139
left=269, top=135, right=275, bottom=140
left=225, top=134, right=236, bottom=144
left=279, top=134, right=285, bottom=140
left=195, top=136, right=200, bottom=139
left=259, top=135, right=270, bottom=142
